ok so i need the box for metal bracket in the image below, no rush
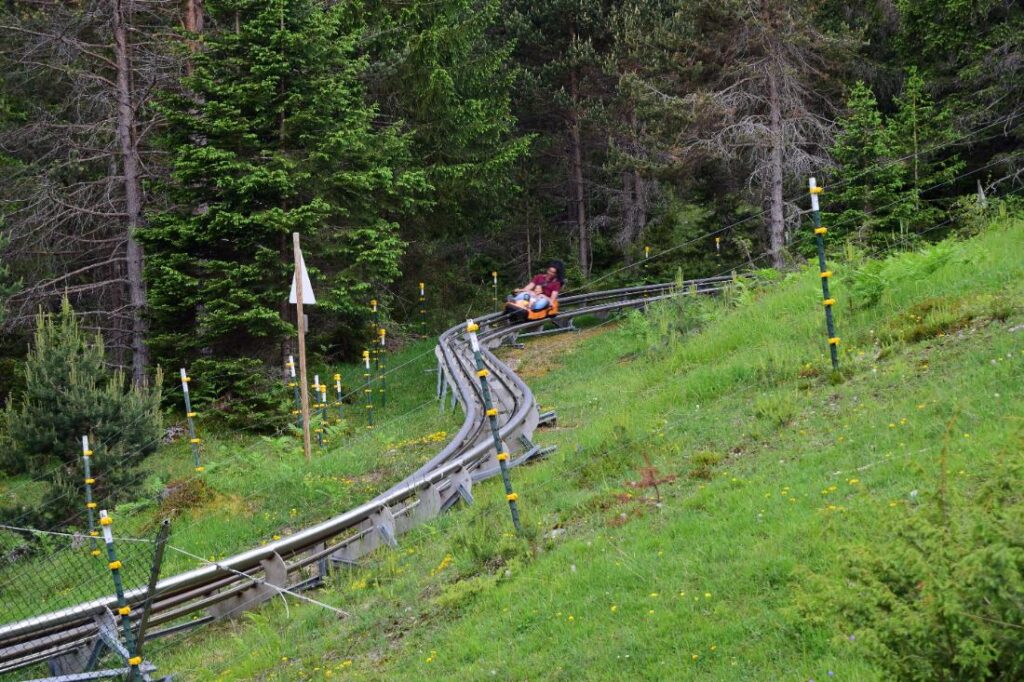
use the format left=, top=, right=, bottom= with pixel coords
left=411, top=484, right=442, bottom=524
left=41, top=610, right=159, bottom=681
left=537, top=410, right=557, bottom=427
left=471, top=444, right=556, bottom=483
left=371, top=506, right=398, bottom=549
left=440, top=469, right=474, bottom=513
left=208, top=553, right=288, bottom=619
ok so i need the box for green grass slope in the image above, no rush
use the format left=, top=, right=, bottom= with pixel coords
left=150, top=218, right=1022, bottom=680
left=0, top=339, right=460, bottom=623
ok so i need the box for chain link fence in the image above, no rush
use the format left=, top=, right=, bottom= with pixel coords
left=0, top=523, right=166, bottom=680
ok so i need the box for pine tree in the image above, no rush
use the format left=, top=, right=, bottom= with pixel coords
left=1, top=300, right=162, bottom=525
left=143, top=0, right=426, bottom=411
left=829, top=82, right=904, bottom=246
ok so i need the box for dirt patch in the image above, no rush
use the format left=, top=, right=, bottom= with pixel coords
left=353, top=469, right=387, bottom=486
left=158, top=477, right=214, bottom=517
left=497, top=324, right=616, bottom=379
left=153, top=477, right=250, bottom=526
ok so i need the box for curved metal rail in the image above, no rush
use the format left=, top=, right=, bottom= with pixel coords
left=0, top=275, right=734, bottom=674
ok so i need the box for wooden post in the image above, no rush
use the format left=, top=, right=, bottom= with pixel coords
left=293, top=233, right=312, bottom=462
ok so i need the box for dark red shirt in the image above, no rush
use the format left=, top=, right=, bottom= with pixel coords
left=531, top=274, right=562, bottom=298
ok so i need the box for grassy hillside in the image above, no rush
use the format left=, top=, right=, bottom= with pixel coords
left=76, top=219, right=1024, bottom=678
left=0, top=340, right=460, bottom=622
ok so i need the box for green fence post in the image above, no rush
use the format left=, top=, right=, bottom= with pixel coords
left=81, top=435, right=100, bottom=558
left=466, top=319, right=522, bottom=532
left=287, top=355, right=302, bottom=427
left=319, top=381, right=329, bottom=445
left=130, top=519, right=170, bottom=671
left=809, top=177, right=839, bottom=371
left=333, top=372, right=344, bottom=423
left=370, top=299, right=380, bottom=391
left=363, top=350, right=374, bottom=428
left=378, top=327, right=387, bottom=409
left=180, top=368, right=203, bottom=473
left=98, top=510, right=142, bottom=681
left=313, top=374, right=324, bottom=448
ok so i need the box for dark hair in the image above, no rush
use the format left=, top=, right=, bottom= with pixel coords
left=547, top=260, right=566, bottom=284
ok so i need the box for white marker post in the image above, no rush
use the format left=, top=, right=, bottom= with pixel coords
left=290, top=233, right=315, bottom=462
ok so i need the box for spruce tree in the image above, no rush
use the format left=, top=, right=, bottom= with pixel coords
left=143, top=0, right=425, bottom=411
left=828, top=82, right=904, bottom=246
left=889, top=67, right=963, bottom=232
left=363, top=0, right=529, bottom=263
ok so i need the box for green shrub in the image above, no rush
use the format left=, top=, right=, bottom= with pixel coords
left=754, top=392, right=798, bottom=426
left=182, top=357, right=290, bottom=431
left=807, top=450, right=1024, bottom=680
left=0, top=299, right=163, bottom=525
left=849, top=239, right=957, bottom=308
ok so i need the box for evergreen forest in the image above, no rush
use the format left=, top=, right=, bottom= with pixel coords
left=1, top=0, right=1021, bottom=407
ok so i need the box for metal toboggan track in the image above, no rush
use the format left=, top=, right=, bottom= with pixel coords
left=0, top=276, right=733, bottom=677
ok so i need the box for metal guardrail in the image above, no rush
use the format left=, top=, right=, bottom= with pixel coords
left=0, top=276, right=734, bottom=675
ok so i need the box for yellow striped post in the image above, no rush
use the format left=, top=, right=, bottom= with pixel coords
left=378, top=327, right=387, bottom=408
left=80, top=436, right=100, bottom=557
left=286, top=355, right=302, bottom=427
left=363, top=350, right=374, bottom=428
left=99, top=510, right=141, bottom=680
left=809, top=178, right=839, bottom=371
left=313, top=374, right=324, bottom=447
left=180, top=369, right=203, bottom=472
left=466, top=319, right=522, bottom=532
left=333, top=373, right=344, bottom=423
left=419, top=282, right=426, bottom=333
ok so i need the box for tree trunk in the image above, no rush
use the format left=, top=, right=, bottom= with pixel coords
left=634, top=170, right=646, bottom=232
left=113, top=0, right=149, bottom=384
left=183, top=0, right=204, bottom=76
left=568, top=70, right=589, bottom=278
left=767, top=66, right=786, bottom=268
left=185, top=0, right=204, bottom=35
left=622, top=170, right=635, bottom=264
